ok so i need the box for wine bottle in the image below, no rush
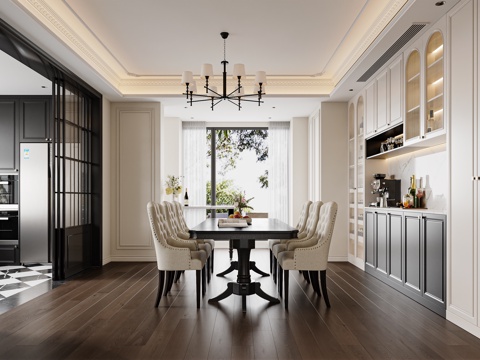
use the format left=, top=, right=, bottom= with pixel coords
left=427, top=109, right=434, bottom=133
left=184, top=188, right=189, bottom=206
left=410, top=175, right=418, bottom=208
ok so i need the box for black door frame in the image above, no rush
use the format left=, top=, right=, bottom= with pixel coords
left=0, top=19, right=103, bottom=280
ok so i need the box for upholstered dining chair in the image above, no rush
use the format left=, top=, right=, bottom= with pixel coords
left=272, top=201, right=323, bottom=283
left=162, top=201, right=210, bottom=293
left=277, top=201, right=338, bottom=309
left=268, top=200, right=312, bottom=275
left=173, top=200, right=216, bottom=274
left=147, top=201, right=207, bottom=308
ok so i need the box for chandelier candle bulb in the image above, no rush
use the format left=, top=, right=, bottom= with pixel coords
left=201, top=64, right=213, bottom=79
left=233, top=64, right=246, bottom=78
left=255, top=71, right=267, bottom=85
left=181, top=71, right=193, bottom=85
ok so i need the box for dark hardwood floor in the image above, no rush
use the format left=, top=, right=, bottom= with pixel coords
left=1, top=249, right=480, bottom=360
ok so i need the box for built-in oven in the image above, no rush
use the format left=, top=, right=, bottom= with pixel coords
left=0, top=174, right=18, bottom=205
left=0, top=209, right=19, bottom=264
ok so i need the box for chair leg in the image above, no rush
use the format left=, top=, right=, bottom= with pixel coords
left=163, top=271, right=174, bottom=296
left=284, top=268, right=289, bottom=310
left=155, top=270, right=165, bottom=307
left=211, top=249, right=214, bottom=273
left=196, top=270, right=201, bottom=308
left=229, top=240, right=233, bottom=260
left=320, top=270, right=330, bottom=308
left=202, top=266, right=206, bottom=297
left=278, top=263, right=283, bottom=297
left=174, top=270, right=182, bottom=283
left=309, top=271, right=321, bottom=296
left=206, top=257, right=211, bottom=283
left=273, top=256, right=277, bottom=284
left=269, top=250, right=273, bottom=274
left=303, top=270, right=310, bottom=284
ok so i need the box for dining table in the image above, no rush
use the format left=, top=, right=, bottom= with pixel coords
left=189, top=218, right=298, bottom=312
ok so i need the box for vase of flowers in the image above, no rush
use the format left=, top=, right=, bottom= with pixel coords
left=234, top=191, right=254, bottom=215
left=165, top=175, right=183, bottom=201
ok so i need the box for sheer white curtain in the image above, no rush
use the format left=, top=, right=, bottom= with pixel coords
left=269, top=122, right=290, bottom=223
left=183, top=121, right=207, bottom=227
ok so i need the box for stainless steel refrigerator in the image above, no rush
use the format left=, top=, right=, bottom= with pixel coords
left=19, top=143, right=50, bottom=264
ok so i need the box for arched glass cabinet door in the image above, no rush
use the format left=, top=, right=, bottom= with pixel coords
left=425, top=31, right=444, bottom=134
left=405, top=49, right=421, bottom=142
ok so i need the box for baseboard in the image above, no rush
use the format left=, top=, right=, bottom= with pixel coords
left=447, top=311, right=480, bottom=339
left=328, top=256, right=348, bottom=262
left=102, top=256, right=112, bottom=265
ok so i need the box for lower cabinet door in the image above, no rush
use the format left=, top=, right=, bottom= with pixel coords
left=0, top=244, right=20, bottom=265
left=423, top=214, right=446, bottom=305
left=388, top=212, right=403, bottom=284
left=376, top=212, right=388, bottom=274
left=365, top=211, right=375, bottom=269
left=404, top=214, right=422, bottom=295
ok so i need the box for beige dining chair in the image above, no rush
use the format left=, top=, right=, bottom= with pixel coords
left=147, top=201, right=207, bottom=308
left=277, top=201, right=338, bottom=309
left=173, top=200, right=216, bottom=274
left=268, top=200, right=312, bottom=275
left=162, top=201, right=211, bottom=291
left=272, top=201, right=323, bottom=283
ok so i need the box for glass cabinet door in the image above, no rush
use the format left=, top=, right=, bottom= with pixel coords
left=405, top=50, right=421, bottom=141
left=425, top=31, right=444, bottom=134
left=348, top=103, right=356, bottom=257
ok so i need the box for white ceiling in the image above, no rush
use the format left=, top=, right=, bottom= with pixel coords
left=0, top=0, right=458, bottom=122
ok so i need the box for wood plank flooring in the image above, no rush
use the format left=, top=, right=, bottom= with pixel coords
left=1, top=249, right=480, bottom=360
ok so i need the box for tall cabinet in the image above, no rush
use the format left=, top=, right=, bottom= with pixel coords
left=448, top=0, right=480, bottom=338
left=348, top=94, right=365, bottom=269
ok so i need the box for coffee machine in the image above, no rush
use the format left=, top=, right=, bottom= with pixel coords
left=370, top=174, right=401, bottom=207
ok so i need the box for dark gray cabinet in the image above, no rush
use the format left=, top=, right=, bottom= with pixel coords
left=0, top=96, right=51, bottom=171
left=0, top=100, right=19, bottom=171
left=0, top=244, right=19, bottom=265
left=404, top=213, right=422, bottom=295
left=365, top=209, right=446, bottom=317
left=388, top=211, right=403, bottom=285
left=19, top=97, right=51, bottom=142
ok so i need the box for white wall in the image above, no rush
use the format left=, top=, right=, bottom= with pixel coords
left=290, top=117, right=309, bottom=226
left=386, top=145, right=447, bottom=211
left=102, top=97, right=111, bottom=265
left=161, top=117, right=183, bottom=201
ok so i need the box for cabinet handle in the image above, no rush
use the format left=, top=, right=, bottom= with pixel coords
left=473, top=176, right=478, bottom=181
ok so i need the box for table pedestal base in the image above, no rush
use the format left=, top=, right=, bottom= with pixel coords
left=216, top=261, right=269, bottom=277
left=208, top=238, right=279, bottom=312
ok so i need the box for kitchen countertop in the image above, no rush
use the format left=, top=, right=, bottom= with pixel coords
left=364, top=206, right=446, bottom=215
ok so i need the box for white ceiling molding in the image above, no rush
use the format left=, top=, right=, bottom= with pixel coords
left=11, top=0, right=402, bottom=98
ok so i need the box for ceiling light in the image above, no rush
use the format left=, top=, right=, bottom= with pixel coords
left=181, top=32, right=266, bottom=111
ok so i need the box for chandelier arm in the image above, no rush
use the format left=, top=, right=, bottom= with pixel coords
left=204, top=85, right=222, bottom=97
left=226, top=86, right=243, bottom=98
left=233, top=93, right=265, bottom=98
left=186, top=93, right=221, bottom=99
left=236, top=98, right=264, bottom=104
left=187, top=98, right=217, bottom=103
left=227, top=99, right=242, bottom=110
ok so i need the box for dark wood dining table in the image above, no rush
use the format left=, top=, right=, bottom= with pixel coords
left=189, top=218, right=298, bottom=312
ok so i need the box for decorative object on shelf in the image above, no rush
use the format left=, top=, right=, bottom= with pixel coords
left=164, top=175, right=183, bottom=201
left=184, top=188, right=189, bottom=206
left=181, top=32, right=266, bottom=111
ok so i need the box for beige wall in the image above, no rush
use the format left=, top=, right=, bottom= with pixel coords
left=310, top=102, right=349, bottom=261
left=109, top=102, right=161, bottom=261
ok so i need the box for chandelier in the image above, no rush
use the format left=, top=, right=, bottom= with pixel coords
left=181, top=32, right=266, bottom=111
